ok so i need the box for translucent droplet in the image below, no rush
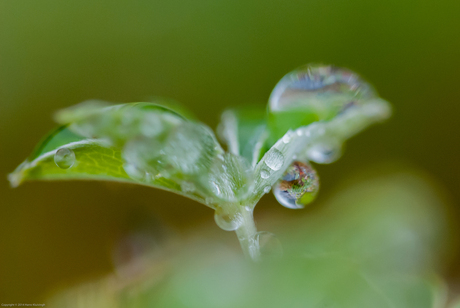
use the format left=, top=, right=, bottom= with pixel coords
left=269, top=64, right=376, bottom=113
left=264, top=148, right=284, bottom=171
left=273, top=161, right=319, bottom=209
left=54, top=148, right=76, bottom=169
left=214, top=209, right=243, bottom=231
left=254, top=231, right=283, bottom=260
left=263, top=186, right=271, bottom=194
left=260, top=168, right=270, bottom=179
left=282, top=134, right=291, bottom=144
left=307, top=139, right=342, bottom=164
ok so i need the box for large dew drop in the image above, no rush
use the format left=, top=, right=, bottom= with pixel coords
left=273, top=161, right=319, bottom=209
left=214, top=208, right=243, bottom=231
left=269, top=64, right=376, bottom=113
left=254, top=231, right=283, bottom=260
left=54, top=148, right=76, bottom=169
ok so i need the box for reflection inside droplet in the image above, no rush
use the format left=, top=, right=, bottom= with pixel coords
left=307, top=139, right=342, bottom=164
left=214, top=208, right=243, bottom=231
left=54, top=148, right=76, bottom=169
left=254, top=231, right=283, bottom=260
left=273, top=161, right=319, bottom=209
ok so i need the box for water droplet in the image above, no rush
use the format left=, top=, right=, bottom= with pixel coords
left=273, top=161, right=319, bottom=209
left=264, top=148, right=284, bottom=171
left=260, top=168, right=270, bottom=179
left=263, top=186, right=271, bottom=194
left=306, top=139, right=342, bottom=164
left=181, top=181, right=195, bottom=193
left=214, top=208, right=243, bottom=231
left=54, top=148, right=76, bottom=169
left=254, top=231, right=283, bottom=260
left=282, top=134, right=291, bottom=144
left=269, top=64, right=376, bottom=113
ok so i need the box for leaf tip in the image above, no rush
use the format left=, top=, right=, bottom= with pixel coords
left=7, top=161, right=28, bottom=188
left=8, top=171, right=23, bottom=188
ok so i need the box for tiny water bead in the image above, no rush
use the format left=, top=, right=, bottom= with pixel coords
left=264, top=148, right=284, bottom=171
left=214, top=208, right=243, bottom=231
left=254, top=231, right=283, bottom=260
left=273, top=161, right=319, bottom=209
left=260, top=168, right=270, bottom=179
left=54, top=148, right=76, bottom=169
left=263, top=186, right=271, bottom=194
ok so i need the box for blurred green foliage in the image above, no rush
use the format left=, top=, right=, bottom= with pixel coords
left=47, top=171, right=452, bottom=307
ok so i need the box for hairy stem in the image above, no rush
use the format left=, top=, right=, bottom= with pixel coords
left=235, top=205, right=259, bottom=261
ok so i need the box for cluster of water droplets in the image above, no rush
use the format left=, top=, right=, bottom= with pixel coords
left=273, top=160, right=319, bottom=209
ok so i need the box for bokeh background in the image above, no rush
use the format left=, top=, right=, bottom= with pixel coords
left=1, top=0, right=460, bottom=304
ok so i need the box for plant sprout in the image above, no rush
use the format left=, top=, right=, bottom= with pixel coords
left=8, top=64, right=391, bottom=261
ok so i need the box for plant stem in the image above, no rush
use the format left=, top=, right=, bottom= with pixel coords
left=235, top=205, right=259, bottom=261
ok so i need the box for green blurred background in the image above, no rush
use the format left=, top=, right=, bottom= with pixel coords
left=1, top=0, right=459, bottom=303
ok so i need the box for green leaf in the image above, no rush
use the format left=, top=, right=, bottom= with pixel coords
left=267, top=64, right=378, bottom=141
left=218, top=106, right=269, bottom=167
left=250, top=98, right=391, bottom=203
left=9, top=102, right=228, bottom=207
left=8, top=127, right=208, bottom=204
left=54, top=101, right=186, bottom=146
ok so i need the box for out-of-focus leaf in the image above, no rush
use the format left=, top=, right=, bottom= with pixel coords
left=217, top=106, right=269, bottom=167
left=46, top=170, right=452, bottom=308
